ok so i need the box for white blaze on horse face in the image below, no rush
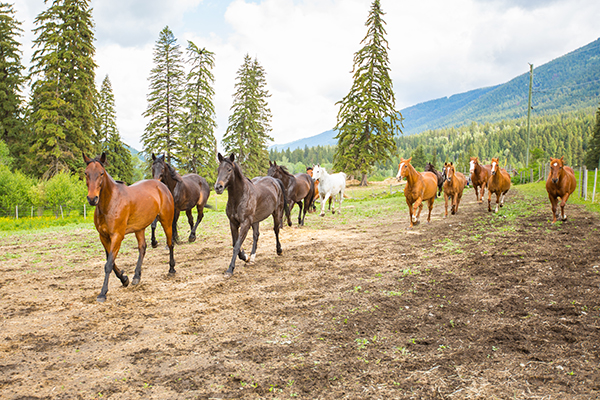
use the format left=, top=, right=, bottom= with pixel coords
left=491, top=161, right=497, bottom=173
left=396, top=163, right=405, bottom=179
left=553, top=163, right=558, bottom=167
left=469, top=160, right=475, bottom=173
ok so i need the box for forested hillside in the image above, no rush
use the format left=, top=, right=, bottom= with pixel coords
left=269, top=109, right=596, bottom=180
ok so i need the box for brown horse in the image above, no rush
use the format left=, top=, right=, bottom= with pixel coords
left=215, top=153, right=290, bottom=277
left=396, top=157, right=438, bottom=229
left=469, top=157, right=491, bottom=203
left=151, top=154, right=211, bottom=245
left=268, top=161, right=315, bottom=226
left=442, top=162, right=467, bottom=217
left=546, top=156, right=576, bottom=223
left=487, top=157, right=511, bottom=213
left=84, top=153, right=175, bottom=302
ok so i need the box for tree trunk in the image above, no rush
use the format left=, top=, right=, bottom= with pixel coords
left=360, top=173, right=368, bottom=186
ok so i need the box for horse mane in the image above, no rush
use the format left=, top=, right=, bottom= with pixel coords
left=223, top=156, right=252, bottom=184
left=278, top=165, right=295, bottom=178
left=165, top=161, right=183, bottom=183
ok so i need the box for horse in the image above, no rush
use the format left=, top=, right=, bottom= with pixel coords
left=267, top=161, right=315, bottom=226
left=424, top=162, right=444, bottom=197
left=83, top=153, right=175, bottom=302
left=150, top=154, right=211, bottom=245
left=396, top=157, right=438, bottom=229
left=214, top=153, right=290, bottom=277
left=442, top=162, right=467, bottom=217
left=545, top=156, right=576, bottom=223
left=311, top=164, right=346, bottom=217
left=306, top=166, right=332, bottom=213
left=469, top=157, right=492, bottom=203
left=487, top=157, right=511, bottom=213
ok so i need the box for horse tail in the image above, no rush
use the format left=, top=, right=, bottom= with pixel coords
left=275, top=178, right=292, bottom=227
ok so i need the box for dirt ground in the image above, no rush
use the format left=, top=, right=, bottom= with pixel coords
left=1, top=187, right=600, bottom=400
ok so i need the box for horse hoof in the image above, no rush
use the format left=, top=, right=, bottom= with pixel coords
left=151, top=241, right=159, bottom=249
left=168, top=269, right=176, bottom=275
left=188, top=235, right=196, bottom=243
left=121, top=275, right=129, bottom=287
left=132, top=277, right=140, bottom=285
left=96, top=295, right=106, bottom=303
left=224, top=272, right=233, bottom=278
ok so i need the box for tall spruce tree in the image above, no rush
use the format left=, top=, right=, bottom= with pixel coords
left=179, top=41, right=217, bottom=182
left=584, top=104, right=600, bottom=170
left=333, top=0, right=401, bottom=186
left=222, top=54, right=273, bottom=178
left=28, top=0, right=97, bottom=178
left=142, top=26, right=185, bottom=165
left=0, top=3, right=25, bottom=163
left=96, top=75, right=133, bottom=183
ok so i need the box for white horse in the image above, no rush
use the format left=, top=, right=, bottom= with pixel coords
left=311, top=165, right=346, bottom=217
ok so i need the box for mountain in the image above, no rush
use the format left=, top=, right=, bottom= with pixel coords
left=270, top=37, right=600, bottom=151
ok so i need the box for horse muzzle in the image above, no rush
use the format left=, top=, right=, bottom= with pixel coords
left=214, top=182, right=224, bottom=194
left=87, top=196, right=99, bottom=206
left=552, top=178, right=558, bottom=184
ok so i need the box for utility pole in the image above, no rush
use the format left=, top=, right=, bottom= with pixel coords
left=526, top=63, right=533, bottom=167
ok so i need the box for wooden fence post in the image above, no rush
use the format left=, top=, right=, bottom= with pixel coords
left=593, top=168, right=598, bottom=203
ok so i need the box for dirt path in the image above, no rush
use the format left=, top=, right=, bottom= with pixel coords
left=1, top=187, right=599, bottom=399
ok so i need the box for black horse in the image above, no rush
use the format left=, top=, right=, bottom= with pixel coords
left=424, top=162, right=444, bottom=198
left=267, top=161, right=315, bottom=226
left=151, top=154, right=211, bottom=246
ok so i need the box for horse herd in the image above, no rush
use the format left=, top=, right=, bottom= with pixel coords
left=83, top=152, right=577, bottom=302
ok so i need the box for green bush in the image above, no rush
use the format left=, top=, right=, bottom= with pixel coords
left=44, top=172, right=87, bottom=217
left=0, top=165, right=34, bottom=216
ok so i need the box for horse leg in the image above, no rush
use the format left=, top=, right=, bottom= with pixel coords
left=97, top=232, right=124, bottom=302
left=187, top=208, right=198, bottom=243
left=413, top=197, right=423, bottom=224
left=474, top=185, right=480, bottom=203
left=296, top=200, right=304, bottom=226
left=444, top=192, right=449, bottom=217
left=248, top=222, right=260, bottom=263
left=495, top=193, right=500, bottom=213
left=455, top=193, right=463, bottom=214
left=172, top=210, right=182, bottom=245
left=452, top=192, right=458, bottom=215
left=548, top=194, right=558, bottom=223
left=338, top=189, right=344, bottom=214
left=560, top=192, right=571, bottom=221
left=150, top=217, right=159, bottom=248
left=226, top=220, right=251, bottom=276
left=320, top=192, right=331, bottom=217
left=100, top=235, right=129, bottom=288
left=427, top=198, right=434, bottom=223
left=488, top=190, right=493, bottom=212
left=131, top=230, right=147, bottom=285
left=158, top=213, right=176, bottom=274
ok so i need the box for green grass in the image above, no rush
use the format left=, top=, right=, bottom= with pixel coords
left=515, top=180, right=600, bottom=216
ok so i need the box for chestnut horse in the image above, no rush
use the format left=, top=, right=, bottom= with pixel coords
left=469, top=157, right=491, bottom=203
left=424, top=162, right=444, bottom=197
left=150, top=154, right=211, bottom=245
left=487, top=157, right=511, bottom=213
left=442, top=162, right=467, bottom=217
left=546, top=156, right=576, bottom=223
left=396, top=157, right=438, bottom=228
left=267, top=161, right=315, bottom=226
left=84, top=153, right=175, bottom=302
left=215, top=153, right=290, bottom=277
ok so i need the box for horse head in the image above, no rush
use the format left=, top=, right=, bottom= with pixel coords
left=151, top=153, right=167, bottom=181
left=215, top=153, right=236, bottom=194
left=396, top=157, right=412, bottom=181
left=490, top=158, right=500, bottom=176
left=549, top=157, right=565, bottom=184
left=312, top=164, right=323, bottom=181
left=306, top=166, right=313, bottom=178
left=469, top=157, right=479, bottom=174
left=444, top=162, right=455, bottom=182
left=267, top=160, right=280, bottom=178
left=83, top=152, right=107, bottom=206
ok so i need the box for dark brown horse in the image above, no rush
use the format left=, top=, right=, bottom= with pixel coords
left=442, top=162, right=467, bottom=217
left=424, top=162, right=444, bottom=197
left=84, top=153, right=175, bottom=302
left=469, top=157, right=491, bottom=203
left=487, top=157, right=511, bottom=213
left=151, top=154, right=211, bottom=245
left=267, top=161, right=315, bottom=226
left=546, top=156, right=576, bottom=223
left=215, top=153, right=290, bottom=277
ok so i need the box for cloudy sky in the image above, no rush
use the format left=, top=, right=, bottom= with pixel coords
left=11, top=0, right=600, bottom=151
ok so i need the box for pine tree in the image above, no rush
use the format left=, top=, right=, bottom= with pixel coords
left=223, top=54, right=273, bottom=178
left=585, top=104, right=600, bottom=169
left=333, top=0, right=401, bottom=186
left=0, top=3, right=25, bottom=163
left=178, top=41, right=218, bottom=182
left=142, top=26, right=185, bottom=165
left=411, top=145, right=426, bottom=170
left=96, top=75, right=133, bottom=183
left=27, top=0, right=97, bottom=178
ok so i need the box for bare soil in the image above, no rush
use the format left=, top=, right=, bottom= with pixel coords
left=1, top=188, right=600, bottom=399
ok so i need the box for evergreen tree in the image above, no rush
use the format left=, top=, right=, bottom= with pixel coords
left=585, top=104, right=600, bottom=169
left=0, top=3, right=25, bottom=162
left=96, top=75, right=133, bottom=183
left=222, top=54, right=273, bottom=178
left=27, top=0, right=97, bottom=178
left=142, top=26, right=185, bottom=165
left=179, top=41, right=218, bottom=182
left=411, top=145, right=426, bottom=170
left=333, top=0, right=401, bottom=186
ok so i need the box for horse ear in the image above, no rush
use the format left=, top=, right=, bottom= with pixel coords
left=152, top=153, right=156, bottom=161
left=83, top=153, right=92, bottom=165
left=269, top=160, right=272, bottom=166
left=100, top=153, right=106, bottom=164
left=217, top=153, right=224, bottom=162
left=229, top=153, right=235, bottom=162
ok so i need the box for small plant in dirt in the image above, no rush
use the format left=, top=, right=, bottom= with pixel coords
left=355, top=338, right=369, bottom=349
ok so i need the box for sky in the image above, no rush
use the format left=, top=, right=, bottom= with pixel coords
left=10, top=0, right=600, bottom=151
